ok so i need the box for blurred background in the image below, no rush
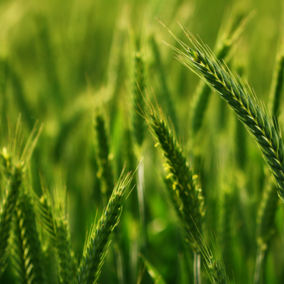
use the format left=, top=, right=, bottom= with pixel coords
left=1, top=0, right=284, bottom=283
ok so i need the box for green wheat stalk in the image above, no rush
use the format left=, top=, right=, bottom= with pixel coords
left=144, top=103, right=205, bottom=251
left=53, top=185, right=76, bottom=284
left=254, top=178, right=279, bottom=284
left=149, top=35, right=178, bottom=130
left=195, top=234, right=229, bottom=284
left=142, top=100, right=204, bottom=284
left=0, top=155, right=23, bottom=274
left=162, top=22, right=284, bottom=201
left=268, top=47, right=284, bottom=118
left=55, top=217, right=76, bottom=284
left=95, top=111, right=114, bottom=204
left=76, top=168, right=133, bottom=284
left=254, top=45, right=284, bottom=284
left=11, top=190, right=46, bottom=283
left=218, top=186, right=234, bottom=275
left=130, top=50, right=146, bottom=148
left=37, top=183, right=76, bottom=284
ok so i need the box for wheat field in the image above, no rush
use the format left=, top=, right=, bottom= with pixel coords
left=0, top=0, right=284, bottom=283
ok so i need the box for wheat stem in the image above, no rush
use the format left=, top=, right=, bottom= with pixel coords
left=194, top=252, right=201, bottom=284
left=254, top=248, right=265, bottom=284
left=269, top=49, right=284, bottom=118
left=254, top=47, right=284, bottom=283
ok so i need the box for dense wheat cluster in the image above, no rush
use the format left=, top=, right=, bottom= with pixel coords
left=0, top=0, right=284, bottom=283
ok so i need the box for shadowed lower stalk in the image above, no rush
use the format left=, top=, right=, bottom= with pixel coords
left=137, top=160, right=147, bottom=252
left=162, top=23, right=284, bottom=201
left=144, top=103, right=205, bottom=283
left=254, top=47, right=284, bottom=284
left=254, top=179, right=279, bottom=284
left=219, top=187, right=234, bottom=275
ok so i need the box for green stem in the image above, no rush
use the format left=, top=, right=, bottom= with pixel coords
left=254, top=248, right=266, bottom=284
left=194, top=252, right=201, bottom=284
left=137, top=160, right=147, bottom=252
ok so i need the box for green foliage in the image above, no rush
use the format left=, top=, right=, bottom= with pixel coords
left=1, top=1, right=284, bottom=284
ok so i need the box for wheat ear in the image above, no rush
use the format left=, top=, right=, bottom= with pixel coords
left=11, top=190, right=46, bottom=283
left=130, top=50, right=146, bottom=148
left=162, top=24, right=284, bottom=201
left=95, top=111, right=114, bottom=204
left=145, top=104, right=205, bottom=252
left=143, top=101, right=204, bottom=284
left=0, top=154, right=23, bottom=274
left=76, top=168, right=133, bottom=284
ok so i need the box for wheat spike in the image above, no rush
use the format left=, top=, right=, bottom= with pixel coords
left=144, top=103, right=205, bottom=252
left=162, top=23, right=284, bottom=201
left=76, top=168, right=133, bottom=284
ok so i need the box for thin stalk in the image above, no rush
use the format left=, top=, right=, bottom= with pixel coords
left=137, top=160, right=147, bottom=251
left=254, top=46, right=284, bottom=283
left=254, top=248, right=265, bottom=284
left=269, top=50, right=284, bottom=118
left=113, top=240, right=125, bottom=284
left=190, top=11, right=253, bottom=136
left=194, top=252, right=201, bottom=284
left=150, top=35, right=178, bottom=130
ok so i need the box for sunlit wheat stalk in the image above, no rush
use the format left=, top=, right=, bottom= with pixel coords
left=76, top=168, right=133, bottom=284
left=143, top=100, right=205, bottom=284
left=161, top=22, right=284, bottom=202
